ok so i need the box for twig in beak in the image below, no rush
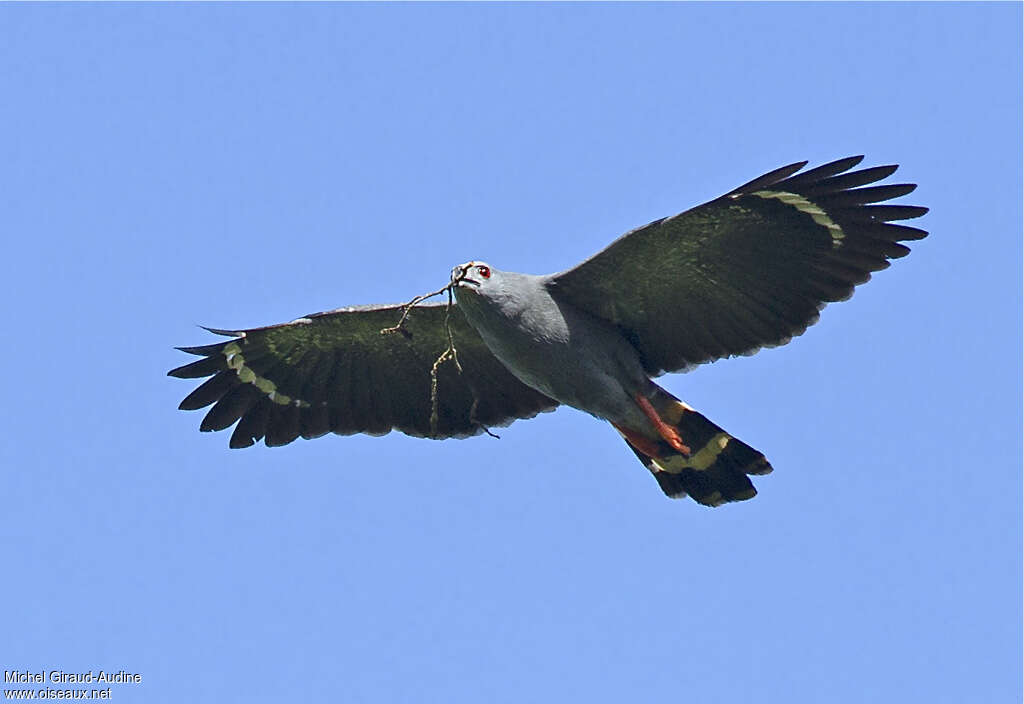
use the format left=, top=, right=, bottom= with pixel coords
left=379, top=277, right=499, bottom=440
left=379, top=283, right=453, bottom=336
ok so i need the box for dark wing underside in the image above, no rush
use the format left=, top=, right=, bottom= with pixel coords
left=169, top=302, right=557, bottom=448
left=547, top=156, right=928, bottom=376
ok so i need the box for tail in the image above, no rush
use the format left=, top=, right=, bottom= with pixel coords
left=613, top=385, right=772, bottom=506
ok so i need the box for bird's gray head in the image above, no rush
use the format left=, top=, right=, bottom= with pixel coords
left=451, top=261, right=497, bottom=293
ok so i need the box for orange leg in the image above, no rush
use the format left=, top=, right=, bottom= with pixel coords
left=612, top=422, right=667, bottom=459
left=634, top=393, right=691, bottom=456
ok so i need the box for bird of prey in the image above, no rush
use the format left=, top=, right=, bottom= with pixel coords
left=170, top=155, right=927, bottom=506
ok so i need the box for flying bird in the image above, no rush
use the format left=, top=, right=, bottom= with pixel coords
left=170, top=155, right=927, bottom=506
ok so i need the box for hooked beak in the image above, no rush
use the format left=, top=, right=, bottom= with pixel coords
left=451, top=263, right=480, bottom=288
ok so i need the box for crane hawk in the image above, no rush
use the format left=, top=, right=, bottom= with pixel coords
left=170, top=155, right=928, bottom=506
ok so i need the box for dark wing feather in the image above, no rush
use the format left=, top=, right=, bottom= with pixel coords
left=169, top=302, right=557, bottom=447
left=547, top=156, right=928, bottom=376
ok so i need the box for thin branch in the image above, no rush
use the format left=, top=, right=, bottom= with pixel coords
left=379, top=283, right=453, bottom=336
left=429, top=348, right=454, bottom=436
left=470, top=396, right=501, bottom=439
left=430, top=286, right=462, bottom=435
left=381, top=281, right=499, bottom=440
left=441, top=286, right=462, bottom=374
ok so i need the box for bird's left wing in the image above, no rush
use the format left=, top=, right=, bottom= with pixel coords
left=169, top=302, right=557, bottom=448
left=547, top=156, right=928, bottom=376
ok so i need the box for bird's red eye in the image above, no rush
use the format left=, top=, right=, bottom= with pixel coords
left=477, top=265, right=491, bottom=279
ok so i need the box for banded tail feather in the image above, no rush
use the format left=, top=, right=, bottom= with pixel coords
left=615, top=385, right=772, bottom=506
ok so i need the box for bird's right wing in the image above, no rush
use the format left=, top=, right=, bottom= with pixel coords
left=169, top=302, right=557, bottom=448
left=547, top=156, right=928, bottom=376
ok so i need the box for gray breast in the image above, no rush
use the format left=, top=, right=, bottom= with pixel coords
left=454, top=273, right=648, bottom=424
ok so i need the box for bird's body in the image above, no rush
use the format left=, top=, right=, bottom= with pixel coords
left=452, top=268, right=650, bottom=431
left=170, top=155, right=929, bottom=506
left=451, top=262, right=772, bottom=502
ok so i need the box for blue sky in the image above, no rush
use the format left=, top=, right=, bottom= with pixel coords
left=2, top=3, right=1020, bottom=702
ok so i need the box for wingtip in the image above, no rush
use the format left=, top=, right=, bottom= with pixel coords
left=229, top=436, right=256, bottom=449
left=199, top=325, right=244, bottom=337
left=175, top=341, right=227, bottom=356
left=890, top=205, right=929, bottom=220
left=828, top=154, right=866, bottom=170
left=729, top=159, right=808, bottom=195
left=174, top=345, right=206, bottom=356
left=791, top=155, right=864, bottom=178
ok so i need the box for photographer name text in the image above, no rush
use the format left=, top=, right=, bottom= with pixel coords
left=4, top=672, right=140, bottom=685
